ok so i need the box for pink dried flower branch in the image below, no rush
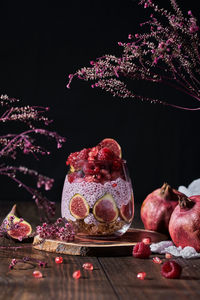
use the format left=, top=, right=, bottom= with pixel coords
left=0, top=94, right=66, bottom=221
left=67, top=0, right=200, bottom=110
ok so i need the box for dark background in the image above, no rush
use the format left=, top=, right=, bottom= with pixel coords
left=0, top=0, right=200, bottom=212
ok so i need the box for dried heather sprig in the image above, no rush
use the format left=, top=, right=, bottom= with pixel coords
left=9, top=256, right=47, bottom=270
left=0, top=95, right=66, bottom=221
left=67, top=0, right=200, bottom=110
left=36, top=218, right=75, bottom=242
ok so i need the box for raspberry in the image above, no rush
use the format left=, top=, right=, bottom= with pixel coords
left=77, top=148, right=90, bottom=161
left=132, top=242, right=151, bottom=258
left=88, top=147, right=99, bottom=160
left=161, top=261, right=182, bottom=279
left=68, top=172, right=78, bottom=183
left=98, top=147, right=114, bottom=161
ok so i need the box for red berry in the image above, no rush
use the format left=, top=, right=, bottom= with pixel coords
left=33, top=270, right=43, bottom=278
left=98, top=147, right=114, bottom=161
left=142, top=237, right=151, bottom=245
left=133, top=242, right=151, bottom=259
left=153, top=257, right=162, bottom=264
left=82, top=262, right=94, bottom=271
left=68, top=172, right=77, bottom=183
left=112, top=183, right=117, bottom=187
left=165, top=253, right=172, bottom=259
left=83, top=162, right=100, bottom=175
left=55, top=257, right=63, bottom=264
left=137, top=272, right=146, bottom=280
left=161, top=261, right=182, bottom=279
left=73, top=270, right=81, bottom=279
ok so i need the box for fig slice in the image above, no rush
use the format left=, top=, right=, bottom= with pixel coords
left=93, top=193, right=118, bottom=223
left=99, top=138, right=122, bottom=158
left=120, top=201, right=134, bottom=223
left=69, top=194, right=89, bottom=219
left=4, top=204, right=32, bottom=240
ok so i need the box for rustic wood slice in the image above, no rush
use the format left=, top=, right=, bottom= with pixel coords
left=33, top=228, right=168, bottom=256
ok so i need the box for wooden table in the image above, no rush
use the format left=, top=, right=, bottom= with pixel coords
left=0, top=200, right=200, bottom=300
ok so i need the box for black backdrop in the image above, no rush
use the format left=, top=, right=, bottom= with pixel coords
left=0, top=0, right=200, bottom=209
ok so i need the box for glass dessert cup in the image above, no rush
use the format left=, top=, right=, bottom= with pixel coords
left=61, top=159, right=134, bottom=239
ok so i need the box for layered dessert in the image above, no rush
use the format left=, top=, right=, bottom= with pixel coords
left=61, top=139, right=134, bottom=237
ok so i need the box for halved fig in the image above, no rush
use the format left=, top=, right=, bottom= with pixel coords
left=93, top=193, right=118, bottom=223
left=69, top=194, right=89, bottom=219
left=120, top=201, right=134, bottom=223
left=99, top=138, right=122, bottom=158
left=4, top=204, right=32, bottom=240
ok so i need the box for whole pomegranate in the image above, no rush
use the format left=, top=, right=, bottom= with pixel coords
left=141, top=183, right=183, bottom=234
left=169, top=195, right=200, bottom=252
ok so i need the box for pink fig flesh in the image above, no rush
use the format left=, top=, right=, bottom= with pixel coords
left=93, top=193, right=118, bottom=223
left=69, top=194, right=89, bottom=219
left=120, top=201, right=134, bottom=223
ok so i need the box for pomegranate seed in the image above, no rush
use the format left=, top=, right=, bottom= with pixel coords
left=165, top=253, right=172, bottom=259
left=55, top=257, right=63, bottom=264
left=133, top=242, right=151, bottom=258
left=137, top=272, right=146, bottom=280
left=142, top=237, right=151, bottom=245
left=153, top=257, right=162, bottom=264
left=33, top=270, right=43, bottom=278
left=73, top=270, right=81, bottom=279
left=161, top=261, right=182, bottom=279
left=82, top=262, right=94, bottom=271
left=112, top=183, right=117, bottom=187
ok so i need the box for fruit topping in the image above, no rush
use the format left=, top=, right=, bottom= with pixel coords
left=97, top=147, right=115, bottom=161
left=120, top=201, right=133, bottom=223
left=98, top=138, right=122, bottom=158
left=69, top=194, right=89, bottom=219
left=161, top=261, right=182, bottom=279
left=132, top=242, right=151, bottom=259
left=142, top=237, right=151, bottom=245
left=93, top=193, right=118, bottom=223
left=4, top=204, right=32, bottom=241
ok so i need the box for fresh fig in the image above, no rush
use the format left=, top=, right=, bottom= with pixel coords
left=169, top=195, right=200, bottom=252
left=141, top=183, right=182, bottom=234
left=93, top=193, right=118, bottom=223
left=4, top=204, right=32, bottom=240
left=98, top=138, right=122, bottom=158
left=120, top=201, right=134, bottom=223
left=69, top=194, right=89, bottom=219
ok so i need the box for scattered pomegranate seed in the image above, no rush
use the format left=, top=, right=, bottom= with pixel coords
left=55, top=257, right=63, bottom=264
left=133, top=242, right=151, bottom=258
left=142, top=237, right=151, bottom=245
left=165, top=253, right=172, bottom=259
left=161, top=261, right=182, bottom=279
left=33, top=270, right=43, bottom=278
left=112, top=183, right=117, bottom=187
left=153, top=257, right=162, bottom=264
left=137, top=272, right=146, bottom=280
left=73, top=270, right=81, bottom=279
left=82, top=262, right=94, bottom=271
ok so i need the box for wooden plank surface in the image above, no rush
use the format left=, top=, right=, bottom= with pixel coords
left=0, top=200, right=200, bottom=300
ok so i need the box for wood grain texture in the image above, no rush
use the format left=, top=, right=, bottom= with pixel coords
left=33, top=229, right=167, bottom=256
left=1, top=201, right=200, bottom=300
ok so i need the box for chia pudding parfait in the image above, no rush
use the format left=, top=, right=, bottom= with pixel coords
left=61, top=139, right=134, bottom=238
